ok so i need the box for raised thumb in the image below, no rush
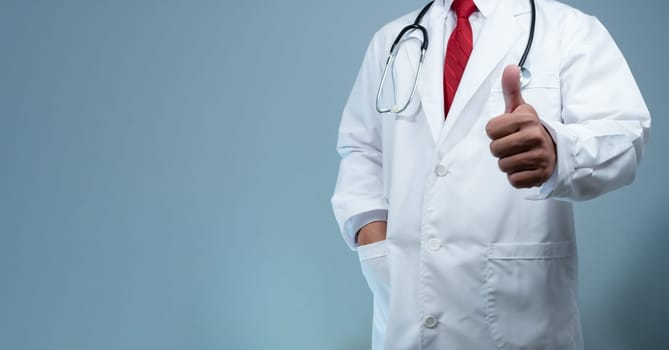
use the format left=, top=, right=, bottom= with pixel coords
left=502, top=64, right=525, bottom=113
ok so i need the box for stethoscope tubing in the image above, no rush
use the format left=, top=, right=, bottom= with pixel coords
left=376, top=0, right=536, bottom=114
left=519, top=0, right=536, bottom=69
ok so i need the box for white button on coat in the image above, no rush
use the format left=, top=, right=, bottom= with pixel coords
left=423, top=315, right=439, bottom=329
left=435, top=164, right=448, bottom=176
left=428, top=238, right=441, bottom=251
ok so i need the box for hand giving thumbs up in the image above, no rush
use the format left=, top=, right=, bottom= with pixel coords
left=485, top=65, right=557, bottom=188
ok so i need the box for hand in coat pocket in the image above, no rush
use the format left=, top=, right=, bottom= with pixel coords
left=356, top=221, right=387, bottom=246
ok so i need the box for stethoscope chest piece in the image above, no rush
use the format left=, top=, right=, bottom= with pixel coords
left=519, top=66, right=531, bottom=89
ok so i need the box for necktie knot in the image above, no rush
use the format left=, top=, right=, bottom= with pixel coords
left=451, top=0, right=477, bottom=18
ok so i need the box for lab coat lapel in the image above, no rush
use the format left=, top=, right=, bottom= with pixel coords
left=417, top=10, right=447, bottom=146
left=401, top=9, right=446, bottom=145
left=438, top=1, right=521, bottom=146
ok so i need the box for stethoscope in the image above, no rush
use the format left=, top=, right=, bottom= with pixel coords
left=376, top=0, right=536, bottom=114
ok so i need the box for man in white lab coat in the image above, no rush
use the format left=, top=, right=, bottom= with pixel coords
left=331, top=0, right=650, bottom=349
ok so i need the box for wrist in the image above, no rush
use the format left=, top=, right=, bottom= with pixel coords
left=356, top=221, right=387, bottom=246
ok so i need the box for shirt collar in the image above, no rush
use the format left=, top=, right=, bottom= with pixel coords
left=441, top=0, right=497, bottom=18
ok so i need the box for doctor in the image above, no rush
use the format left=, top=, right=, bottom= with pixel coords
left=331, top=0, right=650, bottom=349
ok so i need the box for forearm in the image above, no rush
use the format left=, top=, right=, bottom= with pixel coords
left=331, top=151, right=387, bottom=249
left=538, top=14, right=651, bottom=201
left=540, top=118, right=648, bottom=201
left=356, top=220, right=387, bottom=246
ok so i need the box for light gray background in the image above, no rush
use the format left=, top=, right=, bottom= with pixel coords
left=1, top=0, right=667, bottom=349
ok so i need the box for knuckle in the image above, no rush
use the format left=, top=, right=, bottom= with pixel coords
left=519, top=110, right=539, bottom=126
left=515, top=109, right=531, bottom=123
left=539, top=148, right=550, bottom=162
left=518, top=110, right=532, bottom=122
left=528, top=127, right=544, bottom=144
left=520, top=103, right=538, bottom=116
left=531, top=148, right=546, bottom=163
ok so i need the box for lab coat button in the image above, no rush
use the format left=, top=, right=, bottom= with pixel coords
left=435, top=165, right=448, bottom=176
left=428, top=238, right=441, bottom=251
left=423, top=315, right=439, bottom=329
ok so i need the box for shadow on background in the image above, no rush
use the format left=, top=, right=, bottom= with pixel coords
left=610, top=207, right=669, bottom=349
left=578, top=199, right=669, bottom=350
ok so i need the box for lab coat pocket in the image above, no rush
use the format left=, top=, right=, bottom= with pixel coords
left=485, top=241, right=578, bottom=350
left=489, top=71, right=561, bottom=123
left=358, top=240, right=390, bottom=298
left=358, top=240, right=390, bottom=349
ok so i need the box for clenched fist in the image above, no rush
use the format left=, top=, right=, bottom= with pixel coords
left=485, top=65, right=557, bottom=188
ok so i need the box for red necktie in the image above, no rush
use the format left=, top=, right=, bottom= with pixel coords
left=443, top=0, right=478, bottom=117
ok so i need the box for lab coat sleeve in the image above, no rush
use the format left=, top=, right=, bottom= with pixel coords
left=331, top=33, right=388, bottom=250
left=537, top=14, right=651, bottom=201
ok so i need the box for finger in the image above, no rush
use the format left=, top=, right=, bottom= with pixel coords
left=497, top=149, right=545, bottom=174
left=486, top=113, right=522, bottom=140
left=502, top=64, right=526, bottom=113
left=486, top=107, right=538, bottom=140
left=489, top=131, right=541, bottom=158
left=506, top=169, right=547, bottom=189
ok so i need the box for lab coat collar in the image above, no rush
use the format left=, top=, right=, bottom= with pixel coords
left=441, top=0, right=498, bottom=18
left=438, top=0, right=532, bottom=19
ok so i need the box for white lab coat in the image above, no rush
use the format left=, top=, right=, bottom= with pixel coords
left=331, top=0, right=650, bottom=349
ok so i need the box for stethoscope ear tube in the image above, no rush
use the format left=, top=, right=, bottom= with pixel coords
left=518, top=0, right=536, bottom=88
left=375, top=48, right=427, bottom=114
left=390, top=24, right=429, bottom=54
